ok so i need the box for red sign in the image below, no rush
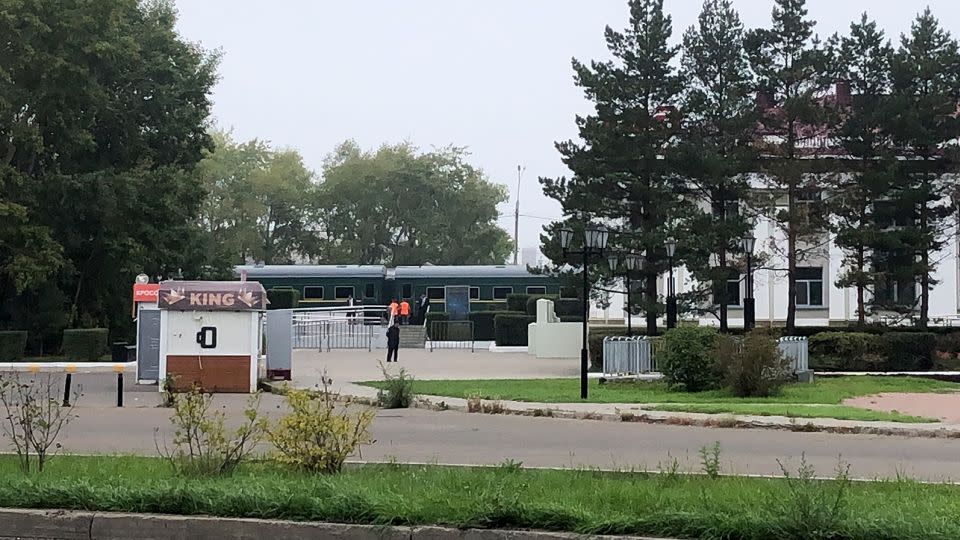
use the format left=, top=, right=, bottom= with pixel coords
left=133, top=283, right=160, bottom=303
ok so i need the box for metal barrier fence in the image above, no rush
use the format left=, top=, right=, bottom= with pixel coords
left=602, top=335, right=809, bottom=377
left=429, top=321, right=474, bottom=352
left=292, top=316, right=374, bottom=351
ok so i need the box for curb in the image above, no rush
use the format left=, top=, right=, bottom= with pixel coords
left=260, top=382, right=960, bottom=439
left=0, top=508, right=675, bottom=540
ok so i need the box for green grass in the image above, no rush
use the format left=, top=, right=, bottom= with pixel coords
left=3, top=455, right=960, bottom=539
left=360, top=376, right=957, bottom=405
left=649, top=403, right=937, bottom=423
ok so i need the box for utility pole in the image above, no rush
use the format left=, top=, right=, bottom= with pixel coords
left=514, top=165, right=525, bottom=265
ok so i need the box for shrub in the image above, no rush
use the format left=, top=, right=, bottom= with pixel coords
left=660, top=326, right=720, bottom=392
left=0, top=373, right=78, bottom=473
left=378, top=362, right=415, bottom=409
left=506, top=294, right=531, bottom=312
left=714, top=330, right=791, bottom=398
left=808, top=332, right=882, bottom=371
left=269, top=379, right=375, bottom=474
left=554, top=298, right=583, bottom=318
left=61, top=328, right=108, bottom=362
left=467, top=312, right=497, bottom=341
left=524, top=295, right=557, bottom=315
left=0, top=332, right=27, bottom=362
left=267, top=288, right=300, bottom=310
left=156, top=388, right=266, bottom=476
left=424, top=312, right=450, bottom=339
left=878, top=332, right=936, bottom=371
left=494, top=312, right=535, bottom=346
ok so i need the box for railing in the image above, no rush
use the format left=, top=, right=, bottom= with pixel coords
left=292, top=306, right=382, bottom=351
left=777, top=336, right=809, bottom=372
left=428, top=321, right=474, bottom=352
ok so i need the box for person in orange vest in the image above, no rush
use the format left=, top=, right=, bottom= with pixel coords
left=399, top=299, right=410, bottom=325
left=388, top=299, right=399, bottom=323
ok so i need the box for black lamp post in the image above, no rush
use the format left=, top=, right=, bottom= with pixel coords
left=560, top=224, right=609, bottom=399
left=741, top=233, right=756, bottom=331
left=607, top=251, right=644, bottom=337
left=665, top=237, right=678, bottom=329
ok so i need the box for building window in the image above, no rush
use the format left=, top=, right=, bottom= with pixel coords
left=364, top=283, right=375, bottom=298
left=334, top=286, right=354, bottom=299
left=401, top=283, right=413, bottom=298
left=711, top=198, right=740, bottom=221
left=493, top=287, right=513, bottom=300
left=303, top=286, right=324, bottom=300
left=470, top=287, right=480, bottom=300
left=795, top=267, right=823, bottom=307
left=526, top=286, right=547, bottom=295
left=426, top=287, right=445, bottom=300
left=560, top=287, right=579, bottom=299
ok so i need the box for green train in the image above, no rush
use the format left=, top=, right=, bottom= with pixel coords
left=235, top=264, right=567, bottom=312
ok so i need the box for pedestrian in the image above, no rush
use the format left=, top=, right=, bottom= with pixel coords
left=417, top=293, right=429, bottom=325
left=399, top=298, right=410, bottom=325
left=388, top=298, right=399, bottom=324
left=386, top=320, right=400, bottom=362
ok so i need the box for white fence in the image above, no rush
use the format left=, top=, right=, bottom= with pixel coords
left=291, top=306, right=386, bottom=351
left=601, top=335, right=810, bottom=378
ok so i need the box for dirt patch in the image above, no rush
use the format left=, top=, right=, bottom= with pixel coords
left=843, top=393, right=960, bottom=424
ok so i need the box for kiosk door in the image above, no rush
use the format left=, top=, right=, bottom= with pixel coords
left=137, top=308, right=161, bottom=382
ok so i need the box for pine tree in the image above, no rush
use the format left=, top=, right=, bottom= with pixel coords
left=541, top=0, right=685, bottom=334
left=827, top=14, right=894, bottom=325
left=745, top=0, right=831, bottom=331
left=677, top=0, right=756, bottom=331
left=885, top=8, right=960, bottom=327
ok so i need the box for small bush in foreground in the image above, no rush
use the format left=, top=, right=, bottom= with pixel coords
left=0, top=373, right=78, bottom=473
left=776, top=455, right=851, bottom=539
left=377, top=362, right=415, bottom=409
left=156, top=388, right=266, bottom=476
left=714, top=330, right=792, bottom=397
left=269, top=379, right=375, bottom=474
left=660, top=326, right=720, bottom=392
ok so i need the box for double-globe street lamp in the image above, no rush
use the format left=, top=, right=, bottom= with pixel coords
left=559, top=224, right=609, bottom=400
left=741, top=233, right=756, bottom=331
left=607, top=251, right=645, bottom=337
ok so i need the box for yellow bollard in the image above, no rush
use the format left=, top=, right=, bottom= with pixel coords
left=65, top=365, right=76, bottom=373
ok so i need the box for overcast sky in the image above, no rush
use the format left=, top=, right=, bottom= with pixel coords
left=173, top=0, right=959, bottom=255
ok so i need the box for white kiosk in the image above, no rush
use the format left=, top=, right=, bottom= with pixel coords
left=157, top=281, right=267, bottom=393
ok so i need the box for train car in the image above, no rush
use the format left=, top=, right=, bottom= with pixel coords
left=388, top=265, right=558, bottom=312
left=234, top=264, right=563, bottom=311
left=236, top=265, right=387, bottom=307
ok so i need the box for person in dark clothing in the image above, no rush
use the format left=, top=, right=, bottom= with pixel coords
left=386, top=321, right=400, bottom=362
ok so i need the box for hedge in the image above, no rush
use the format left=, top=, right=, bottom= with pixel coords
left=506, top=294, right=531, bottom=312
left=494, top=312, right=535, bottom=346
left=62, top=328, right=108, bottom=362
left=879, top=332, right=936, bottom=371
left=808, top=331, right=937, bottom=371
left=0, top=331, right=27, bottom=362
left=467, top=312, right=497, bottom=341
left=524, top=295, right=582, bottom=318
left=267, top=288, right=299, bottom=310
left=424, top=312, right=449, bottom=339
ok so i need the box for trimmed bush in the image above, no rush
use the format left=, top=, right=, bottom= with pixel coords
left=467, top=312, right=497, bottom=341
left=62, top=329, right=108, bottom=362
left=879, top=332, right=936, bottom=371
left=808, top=332, right=882, bottom=371
left=714, top=330, right=791, bottom=397
left=494, top=312, right=535, bottom=346
left=524, top=295, right=557, bottom=315
left=506, top=294, right=530, bottom=312
left=554, top=298, right=583, bottom=318
left=267, top=288, right=299, bottom=310
left=0, top=331, right=27, bottom=362
left=660, top=326, right=721, bottom=392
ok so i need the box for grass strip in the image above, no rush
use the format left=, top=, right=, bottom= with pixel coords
left=648, top=403, right=938, bottom=423
left=358, top=376, right=959, bottom=405
left=1, top=456, right=960, bottom=540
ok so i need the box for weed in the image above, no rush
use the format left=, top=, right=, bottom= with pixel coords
left=775, top=454, right=852, bottom=539
left=620, top=412, right=636, bottom=422
left=498, top=458, right=523, bottom=471
left=467, top=394, right=482, bottom=413
left=698, top=442, right=721, bottom=478
left=657, top=453, right=681, bottom=483
left=482, top=400, right=505, bottom=414
left=377, top=362, right=415, bottom=409
left=0, top=373, right=78, bottom=474
left=532, top=408, right=554, bottom=417
left=159, top=375, right=179, bottom=408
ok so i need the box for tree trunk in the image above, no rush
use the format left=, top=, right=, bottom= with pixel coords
left=645, top=270, right=657, bottom=335
left=718, top=248, right=728, bottom=333
left=918, top=172, right=930, bottom=328
left=786, top=186, right=797, bottom=332
left=856, top=246, right=866, bottom=326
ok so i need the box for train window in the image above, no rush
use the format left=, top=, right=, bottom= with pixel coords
left=526, top=286, right=547, bottom=295
left=560, top=287, right=579, bottom=299
left=402, top=284, right=413, bottom=298
left=493, top=286, right=513, bottom=299
left=364, top=283, right=375, bottom=298
left=334, top=286, right=354, bottom=299
left=470, top=287, right=480, bottom=299
left=426, top=287, right=445, bottom=300
left=303, top=286, right=324, bottom=300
